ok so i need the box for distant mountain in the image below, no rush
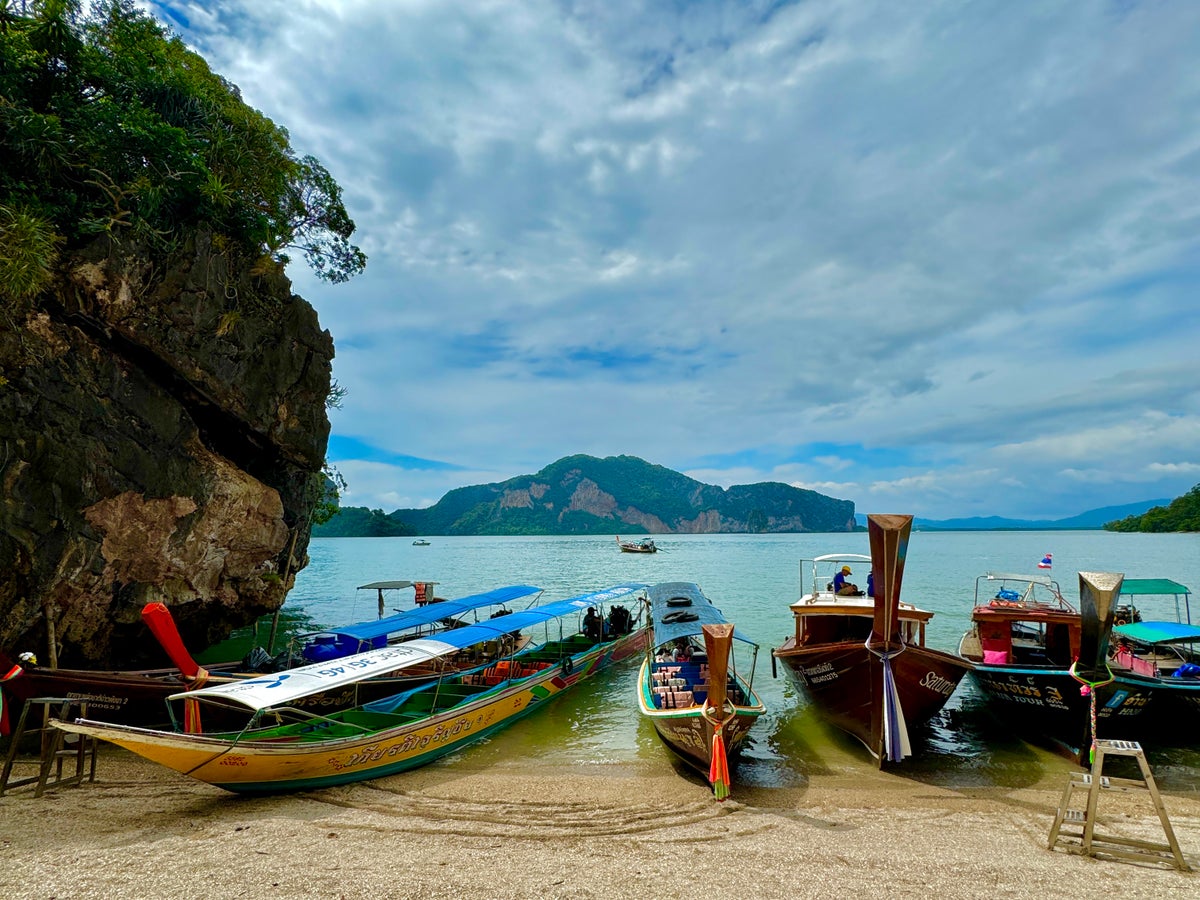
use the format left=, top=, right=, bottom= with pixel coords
left=315, top=454, right=855, bottom=536
left=853, top=499, right=1172, bottom=531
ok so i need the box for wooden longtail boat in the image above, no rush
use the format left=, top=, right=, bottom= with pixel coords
left=636, top=582, right=765, bottom=799
left=617, top=536, right=657, bottom=553
left=52, top=584, right=650, bottom=793
left=1108, top=578, right=1200, bottom=726
left=958, top=570, right=1151, bottom=763
left=772, top=514, right=971, bottom=766
left=1, top=584, right=541, bottom=731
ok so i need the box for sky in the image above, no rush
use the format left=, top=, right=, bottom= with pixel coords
left=145, top=0, right=1200, bottom=521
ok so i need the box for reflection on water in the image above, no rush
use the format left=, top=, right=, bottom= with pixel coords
left=200, top=532, right=1200, bottom=792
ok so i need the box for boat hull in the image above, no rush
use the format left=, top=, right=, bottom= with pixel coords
left=635, top=659, right=763, bottom=775
left=968, top=665, right=1153, bottom=761
left=54, top=628, right=649, bottom=793
left=775, top=640, right=970, bottom=761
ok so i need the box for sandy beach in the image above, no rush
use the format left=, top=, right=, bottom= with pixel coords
left=1, top=744, right=1196, bottom=900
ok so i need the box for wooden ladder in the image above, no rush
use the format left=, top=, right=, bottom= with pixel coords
left=1047, top=739, right=1190, bottom=871
left=0, top=697, right=98, bottom=798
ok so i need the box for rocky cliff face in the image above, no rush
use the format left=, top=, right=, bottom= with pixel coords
left=0, top=233, right=333, bottom=666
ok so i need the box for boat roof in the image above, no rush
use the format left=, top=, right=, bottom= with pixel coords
left=328, top=584, right=542, bottom=643
left=357, top=580, right=437, bottom=591
left=810, top=553, right=872, bottom=565
left=171, top=583, right=647, bottom=711
left=1119, top=578, right=1191, bottom=596
left=647, top=582, right=755, bottom=646
left=1114, top=621, right=1200, bottom=644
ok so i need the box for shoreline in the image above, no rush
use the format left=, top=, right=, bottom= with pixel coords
left=1, top=746, right=1196, bottom=899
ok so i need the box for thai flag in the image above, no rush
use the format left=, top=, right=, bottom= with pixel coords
left=1038, top=554, right=1053, bottom=569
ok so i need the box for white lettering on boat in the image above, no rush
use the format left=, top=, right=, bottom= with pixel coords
left=918, top=671, right=957, bottom=696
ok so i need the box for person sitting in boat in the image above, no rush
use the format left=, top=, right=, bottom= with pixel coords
left=672, top=638, right=693, bottom=661
left=833, top=565, right=861, bottom=596
left=867, top=570, right=875, bottom=598
left=583, top=607, right=603, bottom=642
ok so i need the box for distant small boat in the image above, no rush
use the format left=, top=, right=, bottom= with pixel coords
left=412, top=539, right=431, bottom=546
left=617, top=536, right=657, bottom=553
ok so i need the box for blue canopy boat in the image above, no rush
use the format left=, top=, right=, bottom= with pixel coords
left=637, top=582, right=764, bottom=799
left=1109, top=578, right=1200, bottom=729
left=53, top=584, right=651, bottom=793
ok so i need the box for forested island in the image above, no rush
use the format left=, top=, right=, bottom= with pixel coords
left=314, top=454, right=855, bottom=536
left=1104, top=484, right=1200, bottom=532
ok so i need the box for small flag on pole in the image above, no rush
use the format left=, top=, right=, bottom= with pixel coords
left=1038, top=553, right=1053, bottom=569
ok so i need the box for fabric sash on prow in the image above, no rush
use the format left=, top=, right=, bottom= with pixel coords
left=1077, top=571, right=1124, bottom=677
left=867, top=513, right=913, bottom=764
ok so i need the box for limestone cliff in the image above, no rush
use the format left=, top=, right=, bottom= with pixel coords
left=344, top=454, right=856, bottom=536
left=0, top=233, right=333, bottom=666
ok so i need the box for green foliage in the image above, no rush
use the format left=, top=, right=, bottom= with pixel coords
left=313, top=507, right=416, bottom=538
left=309, top=465, right=346, bottom=527
left=1104, top=484, right=1200, bottom=533
left=0, top=203, right=62, bottom=300
left=0, top=0, right=365, bottom=292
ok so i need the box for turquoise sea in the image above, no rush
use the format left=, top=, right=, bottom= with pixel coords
left=203, top=531, right=1200, bottom=793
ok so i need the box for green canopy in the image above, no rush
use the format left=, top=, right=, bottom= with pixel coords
left=1119, top=578, right=1190, bottom=596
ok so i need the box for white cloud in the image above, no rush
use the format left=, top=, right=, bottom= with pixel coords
left=154, top=0, right=1200, bottom=519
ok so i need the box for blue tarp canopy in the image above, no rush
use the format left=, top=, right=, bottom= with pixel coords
left=1115, top=621, right=1200, bottom=644
left=401, top=582, right=648, bottom=652
left=328, top=584, right=543, bottom=644
left=648, top=581, right=755, bottom=648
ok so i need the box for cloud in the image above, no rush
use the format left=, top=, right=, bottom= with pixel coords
left=152, top=0, right=1200, bottom=519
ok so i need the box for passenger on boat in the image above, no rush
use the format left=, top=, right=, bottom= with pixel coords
left=583, top=607, right=603, bottom=642
left=672, top=638, right=693, bottom=662
left=833, top=565, right=860, bottom=596
left=867, top=571, right=875, bottom=598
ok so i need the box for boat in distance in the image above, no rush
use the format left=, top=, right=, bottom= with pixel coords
left=617, top=536, right=658, bottom=553
left=52, top=584, right=650, bottom=794
left=772, top=515, right=972, bottom=766
left=637, top=582, right=765, bottom=799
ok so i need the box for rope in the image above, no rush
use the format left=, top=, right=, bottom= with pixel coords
left=1068, top=660, right=1115, bottom=765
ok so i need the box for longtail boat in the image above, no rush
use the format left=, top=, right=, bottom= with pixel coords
left=52, top=584, right=650, bottom=793
left=772, top=514, right=971, bottom=766
left=637, top=582, right=765, bottom=799
left=958, top=570, right=1151, bottom=762
left=1, top=584, right=541, bottom=731
left=617, top=536, right=657, bottom=553
left=1108, top=578, right=1200, bottom=727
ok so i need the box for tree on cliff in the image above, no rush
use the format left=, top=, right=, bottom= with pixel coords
left=0, top=0, right=366, bottom=305
left=1104, top=484, right=1200, bottom=533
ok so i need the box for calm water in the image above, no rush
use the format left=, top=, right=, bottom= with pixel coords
left=204, top=531, right=1200, bottom=792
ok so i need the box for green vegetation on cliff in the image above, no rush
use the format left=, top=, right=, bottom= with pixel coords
left=314, top=454, right=855, bottom=536
left=1104, top=484, right=1200, bottom=532
left=0, top=0, right=365, bottom=305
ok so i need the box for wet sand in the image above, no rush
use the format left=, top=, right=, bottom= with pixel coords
left=1, top=746, right=1197, bottom=899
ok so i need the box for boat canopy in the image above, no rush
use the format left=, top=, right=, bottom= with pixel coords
left=1118, top=578, right=1191, bottom=596
left=1114, top=621, right=1200, bottom=645
left=648, top=582, right=754, bottom=647
left=328, top=584, right=542, bottom=644
left=170, top=583, right=647, bottom=712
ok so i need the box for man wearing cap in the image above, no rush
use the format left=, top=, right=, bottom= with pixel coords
left=832, top=565, right=859, bottom=596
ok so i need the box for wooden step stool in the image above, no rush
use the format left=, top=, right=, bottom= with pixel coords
left=1047, top=739, right=1189, bottom=871
left=0, top=697, right=98, bottom=798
